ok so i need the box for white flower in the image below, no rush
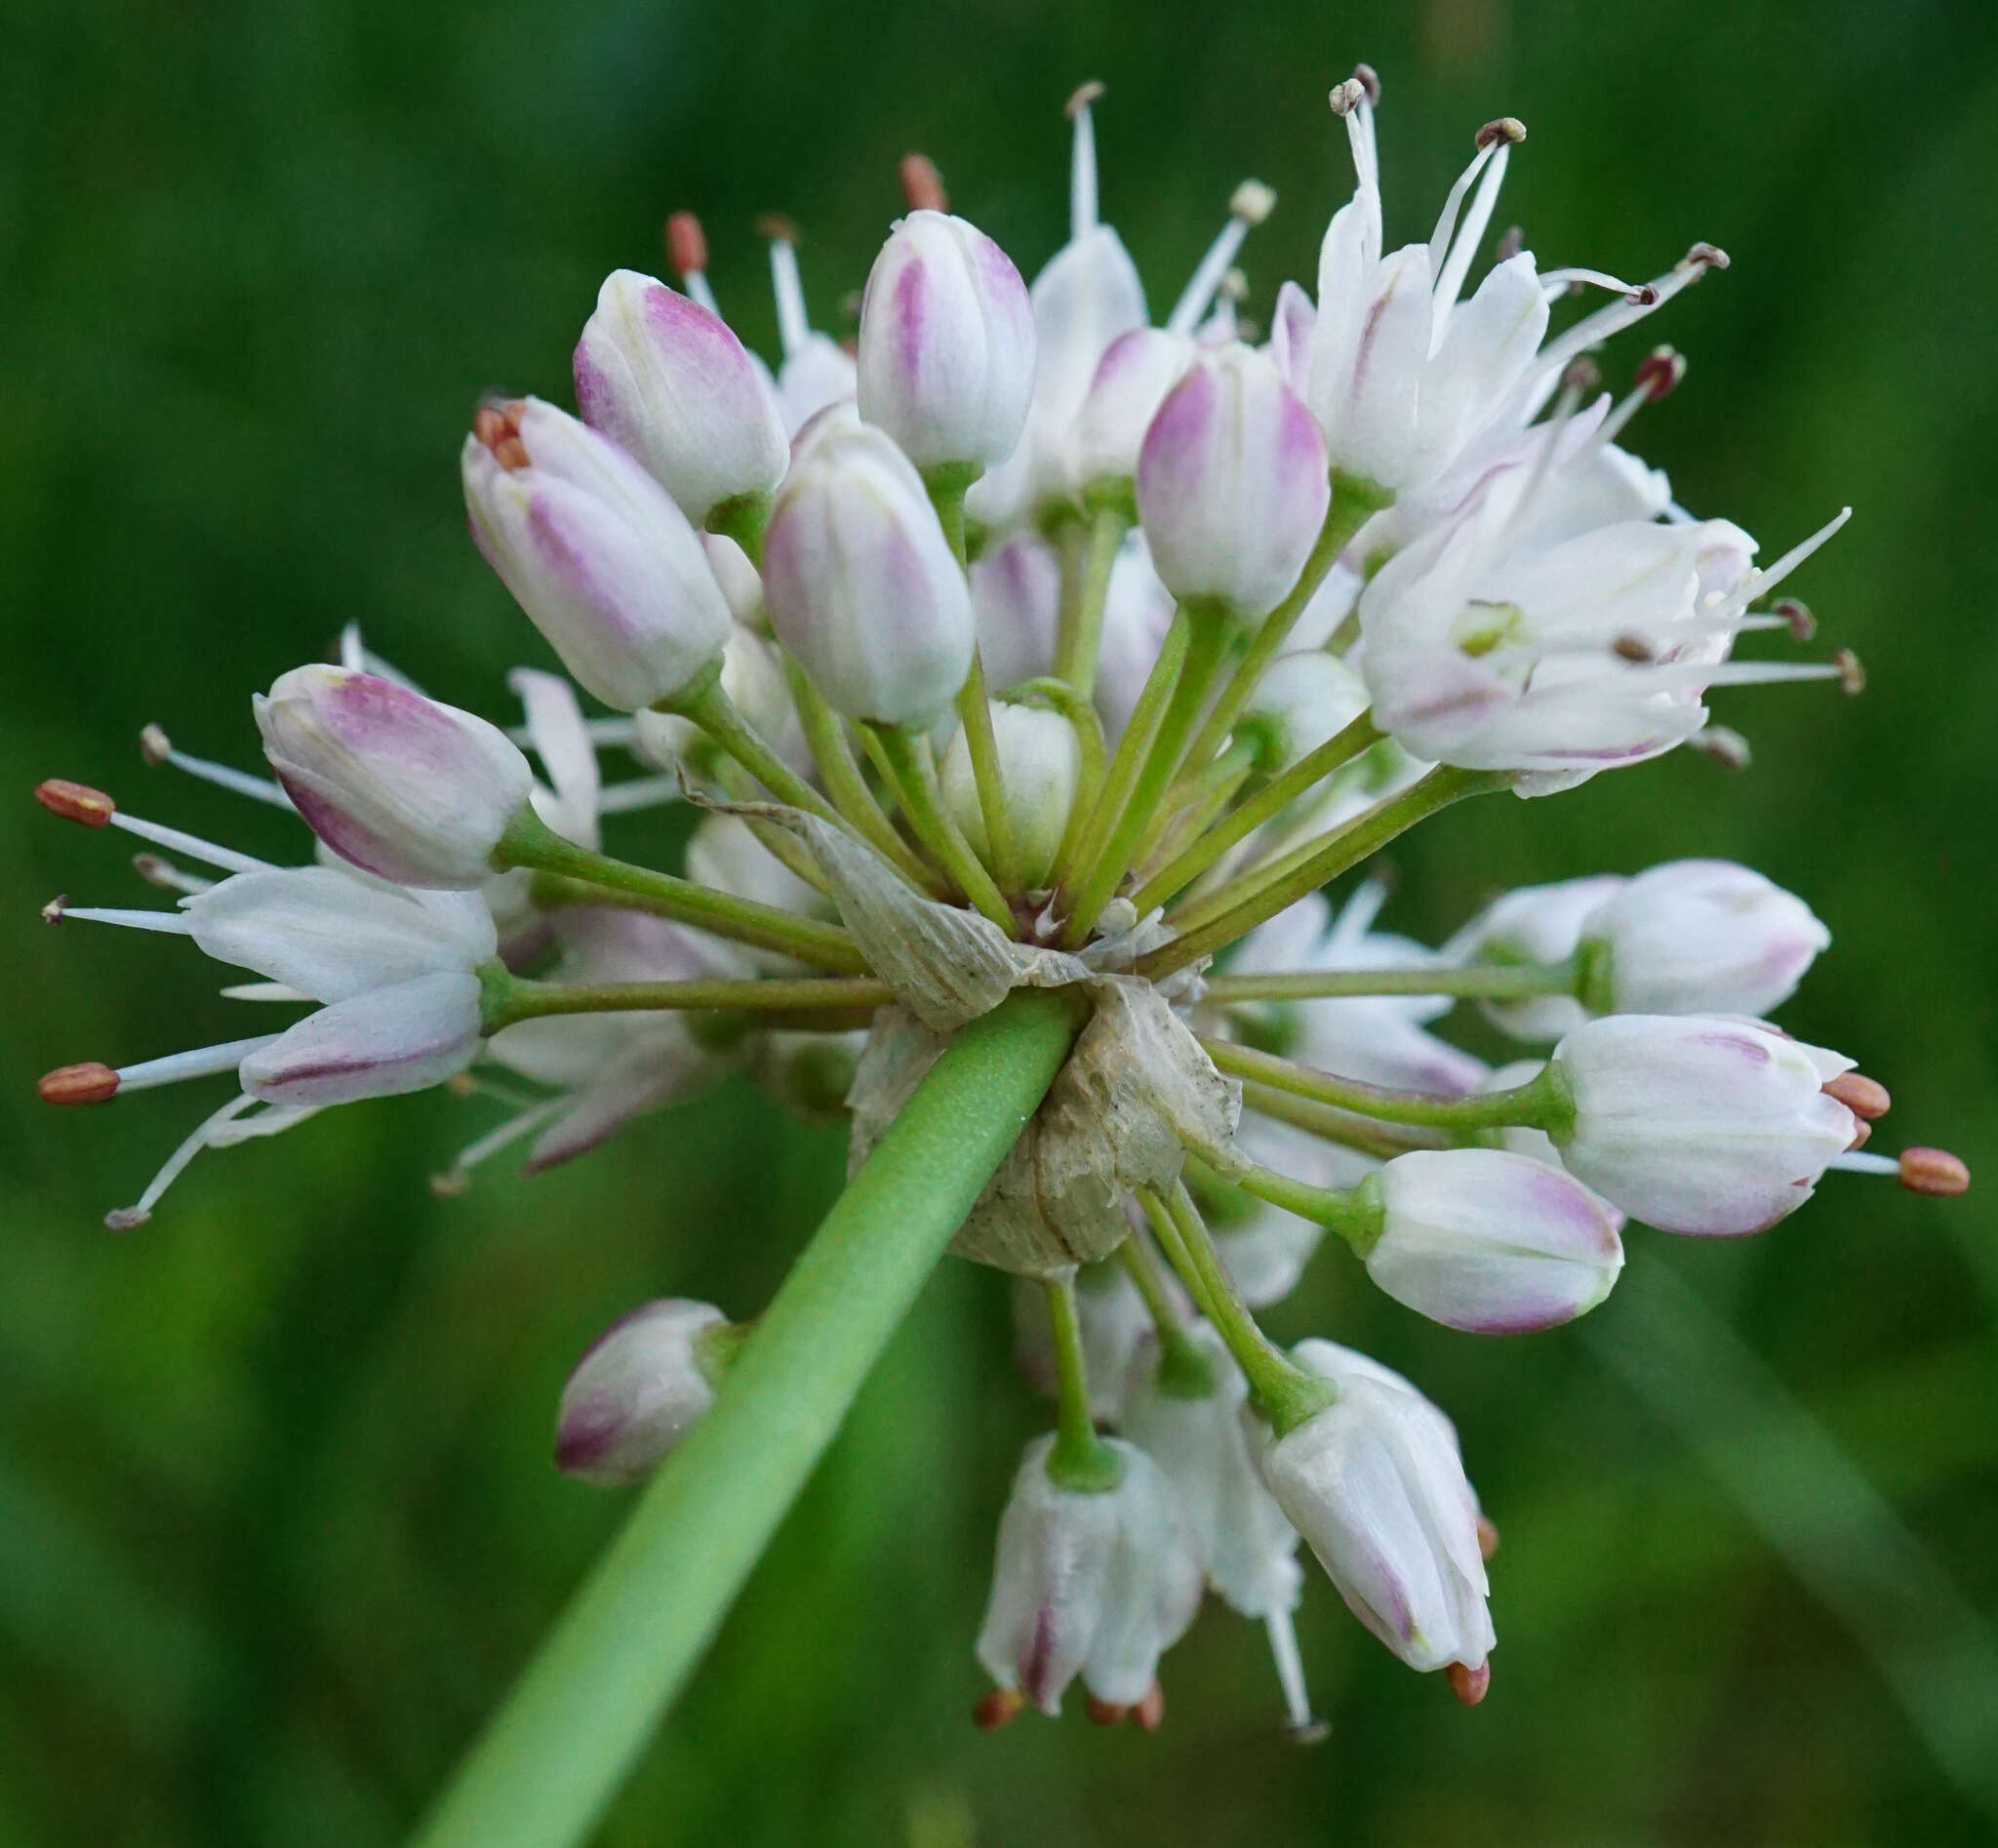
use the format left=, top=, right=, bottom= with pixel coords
left=1548, top=1014, right=1858, bottom=1234
left=1259, top=1338, right=1494, bottom=1675
left=1121, top=1325, right=1302, bottom=1618
left=1359, top=1147, right=1624, bottom=1332
left=256, top=665, right=534, bottom=889
left=554, top=1298, right=732, bottom=1484
left=1575, top=859, right=1829, bottom=1018
left=975, top=1433, right=1203, bottom=1712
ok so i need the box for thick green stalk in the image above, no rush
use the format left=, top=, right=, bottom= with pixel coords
left=1200, top=1036, right=1572, bottom=1134
left=1061, top=604, right=1231, bottom=946
left=1128, top=713, right=1382, bottom=915
left=1054, top=503, right=1129, bottom=697
left=1042, top=1270, right=1124, bottom=1491
left=1115, top=1235, right=1217, bottom=1398
left=1233, top=1082, right=1443, bottom=1159
left=665, top=672, right=845, bottom=831
left=408, top=988, right=1083, bottom=1848
left=495, top=810, right=866, bottom=973
left=1202, top=958, right=1578, bottom=1004
left=1139, top=768, right=1509, bottom=978
left=1177, top=474, right=1392, bottom=776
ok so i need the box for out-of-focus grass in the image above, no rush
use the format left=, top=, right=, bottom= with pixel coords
left=2, top=1, right=1994, bottom=1842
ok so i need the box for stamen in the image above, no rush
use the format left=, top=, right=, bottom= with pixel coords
left=1165, top=179, right=1276, bottom=336
left=103, top=1093, right=260, bottom=1231
left=1724, top=508, right=1853, bottom=613
left=1433, top=122, right=1522, bottom=323
left=112, top=1035, right=282, bottom=1093
left=1263, top=1608, right=1326, bottom=1740
left=1687, top=725, right=1753, bottom=769
left=1539, top=267, right=1653, bottom=301
left=1085, top=1695, right=1129, bottom=1726
left=1447, top=1661, right=1492, bottom=1707
left=40, top=1062, right=121, bottom=1105
left=1327, top=70, right=1379, bottom=194
left=1494, top=224, right=1524, bottom=262
left=133, top=854, right=216, bottom=896
left=972, top=1688, right=1023, bottom=1731
left=1476, top=1513, right=1500, bottom=1558
left=1066, top=82, right=1105, bottom=240
left=1532, top=242, right=1724, bottom=384
left=1898, top=1146, right=1970, bottom=1196
left=1634, top=344, right=1688, bottom=401
left=1849, top=1119, right=1872, bottom=1150
left=1824, top=1070, right=1890, bottom=1121
left=1350, top=62, right=1381, bottom=105
left=338, top=623, right=425, bottom=690
left=473, top=401, right=531, bottom=471
left=1771, top=598, right=1816, bottom=642
left=41, top=895, right=65, bottom=923
left=1425, top=141, right=1499, bottom=289
left=1131, top=1681, right=1167, bottom=1731
left=665, top=210, right=721, bottom=317
left=55, top=904, right=193, bottom=934
left=1834, top=647, right=1865, bottom=695
left=219, top=982, right=311, bottom=1002
left=899, top=152, right=947, bottom=212
left=595, top=775, right=689, bottom=815
left=140, top=723, right=295, bottom=809
left=430, top=1096, right=569, bottom=1196
left=35, top=779, right=115, bottom=827
left=758, top=217, right=812, bottom=360
left=37, top=780, right=273, bottom=874
left=505, top=715, right=641, bottom=749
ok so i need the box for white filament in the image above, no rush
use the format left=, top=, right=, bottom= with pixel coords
left=107, top=812, right=275, bottom=876
left=114, top=1034, right=282, bottom=1092
left=768, top=236, right=811, bottom=361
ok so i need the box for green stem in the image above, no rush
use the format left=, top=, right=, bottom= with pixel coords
left=867, top=726, right=1019, bottom=936
left=1140, top=767, right=1509, bottom=979
left=495, top=810, right=867, bottom=974
left=1115, top=1234, right=1216, bottom=1398
left=704, top=492, right=771, bottom=567
left=923, top=462, right=979, bottom=567
left=1201, top=1035, right=1572, bottom=1134
left=1042, top=1271, right=1124, bottom=1491
left=1061, top=604, right=1231, bottom=946
left=1234, top=1082, right=1443, bottom=1159
left=1203, top=957, right=1578, bottom=1004
left=953, top=651, right=1023, bottom=894
left=664, top=672, right=844, bottom=831
left=783, top=660, right=944, bottom=893
left=481, top=971, right=893, bottom=1032
left=1054, top=503, right=1129, bottom=697
left=407, top=988, right=1083, bottom=1848
left=1177, top=474, right=1392, bottom=777
left=1129, top=713, right=1383, bottom=916
left=1138, top=1183, right=1334, bottom=1436
left=1182, top=1133, right=1379, bottom=1242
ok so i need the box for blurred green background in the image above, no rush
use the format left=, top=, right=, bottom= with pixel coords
left=5, top=0, right=1996, bottom=1841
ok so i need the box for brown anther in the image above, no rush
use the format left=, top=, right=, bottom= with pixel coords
left=1627, top=284, right=1661, bottom=306
left=1328, top=78, right=1366, bottom=117
left=1773, top=596, right=1816, bottom=641
left=1219, top=266, right=1250, bottom=302
left=1131, top=1682, right=1167, bottom=1731
left=140, top=723, right=173, bottom=766
left=1685, top=241, right=1731, bottom=270
left=1351, top=62, right=1381, bottom=103
left=1633, top=345, right=1686, bottom=401
left=35, top=780, right=116, bottom=827
left=1834, top=647, right=1866, bottom=695
left=1493, top=224, right=1525, bottom=262
left=103, top=1206, right=149, bottom=1233
left=1476, top=1512, right=1500, bottom=1559
left=1065, top=80, right=1105, bottom=119
left=899, top=152, right=948, bottom=213
left=752, top=212, right=797, bottom=245
left=1560, top=355, right=1602, bottom=395
left=446, top=1071, right=480, bottom=1099
left=472, top=402, right=530, bottom=471
left=1689, top=725, right=1753, bottom=770
left=1476, top=116, right=1527, bottom=149
left=664, top=210, right=708, bottom=277
left=1824, top=1071, right=1891, bottom=1120
left=1898, top=1146, right=1970, bottom=1197
left=40, top=1062, right=120, bottom=1105
left=1848, top=1119, right=1872, bottom=1151
left=1447, top=1661, right=1492, bottom=1707
left=1085, top=1695, right=1129, bottom=1726
left=428, top=1170, right=469, bottom=1199
left=1286, top=1717, right=1334, bottom=1746
left=41, top=894, right=66, bottom=923
left=972, top=1688, right=1024, bottom=1731
left=131, top=854, right=180, bottom=890
left=1230, top=179, right=1277, bottom=225
left=1614, top=633, right=1657, bottom=663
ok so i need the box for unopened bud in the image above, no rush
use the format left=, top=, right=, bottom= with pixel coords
left=1823, top=1071, right=1890, bottom=1119
left=1898, top=1146, right=1969, bottom=1197
left=1633, top=345, right=1686, bottom=401
left=40, top=1062, right=120, bottom=1105
left=973, top=1688, right=1023, bottom=1730
left=899, top=152, right=947, bottom=211
left=1447, top=1660, right=1491, bottom=1707
left=555, top=1299, right=736, bottom=1485
left=1476, top=116, right=1526, bottom=148
left=35, top=780, right=116, bottom=828
left=139, top=723, right=173, bottom=766
left=664, top=209, right=708, bottom=277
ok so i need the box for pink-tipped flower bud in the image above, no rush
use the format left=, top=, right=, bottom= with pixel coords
left=975, top=1434, right=1203, bottom=1714
left=856, top=210, right=1036, bottom=469
left=1574, top=860, right=1829, bottom=1018
left=255, top=665, right=534, bottom=888
left=939, top=702, right=1082, bottom=888
left=1063, top=326, right=1196, bottom=495
left=1548, top=1015, right=1858, bottom=1235
left=462, top=397, right=734, bottom=711
left=554, top=1299, right=736, bottom=1485
left=761, top=407, right=975, bottom=725
left=1259, top=1341, right=1494, bottom=1677
left=1355, top=1148, right=1624, bottom=1333
left=1136, top=344, right=1331, bottom=623
left=573, top=269, right=789, bottom=523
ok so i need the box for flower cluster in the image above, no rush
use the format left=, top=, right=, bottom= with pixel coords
left=36, top=68, right=1967, bottom=1736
